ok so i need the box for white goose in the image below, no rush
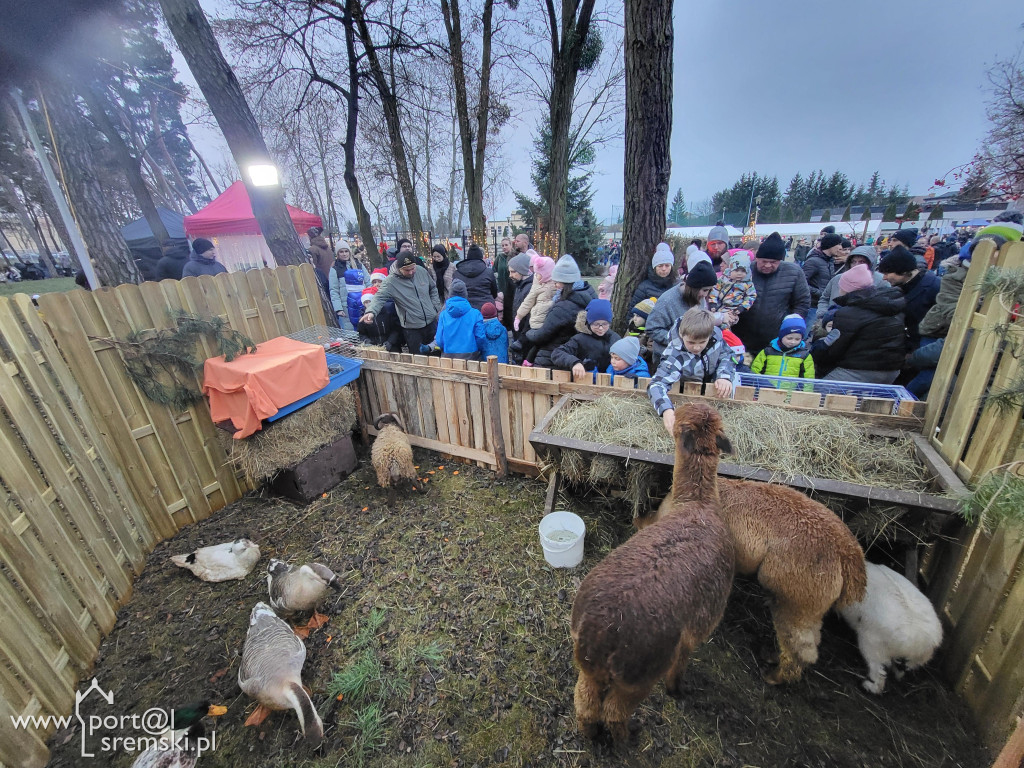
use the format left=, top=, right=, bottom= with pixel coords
left=170, top=538, right=260, bottom=582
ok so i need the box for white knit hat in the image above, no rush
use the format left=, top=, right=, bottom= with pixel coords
left=651, top=242, right=674, bottom=268
left=686, top=245, right=712, bottom=273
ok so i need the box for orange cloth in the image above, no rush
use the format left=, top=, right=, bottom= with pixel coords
left=203, top=337, right=329, bottom=438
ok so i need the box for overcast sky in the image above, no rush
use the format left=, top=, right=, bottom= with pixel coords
left=185, top=0, right=1023, bottom=225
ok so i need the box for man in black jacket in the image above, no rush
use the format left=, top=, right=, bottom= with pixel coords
left=453, top=243, right=498, bottom=310
left=802, top=232, right=842, bottom=327
left=733, top=232, right=811, bottom=355
left=878, top=247, right=940, bottom=349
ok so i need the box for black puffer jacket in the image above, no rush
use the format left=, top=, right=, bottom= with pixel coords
left=900, top=269, right=941, bottom=348
left=802, top=248, right=835, bottom=304
left=454, top=256, right=498, bottom=310
left=629, top=266, right=676, bottom=307
left=525, top=283, right=598, bottom=368
left=732, top=262, right=811, bottom=355
left=550, top=311, right=621, bottom=372
left=813, top=285, right=907, bottom=373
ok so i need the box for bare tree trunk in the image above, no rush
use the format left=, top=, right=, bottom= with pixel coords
left=612, top=0, right=672, bottom=335
left=80, top=86, right=173, bottom=256
left=0, top=174, right=56, bottom=274
left=544, top=0, right=597, bottom=256
left=158, top=0, right=306, bottom=266
left=181, top=130, right=221, bottom=195
left=150, top=99, right=198, bottom=213
left=40, top=80, right=141, bottom=285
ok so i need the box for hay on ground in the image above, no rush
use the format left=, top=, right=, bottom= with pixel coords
left=220, top=386, right=356, bottom=485
left=546, top=395, right=930, bottom=493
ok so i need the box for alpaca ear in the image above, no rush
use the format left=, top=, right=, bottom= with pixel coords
left=678, top=428, right=696, bottom=454
left=716, top=434, right=733, bottom=455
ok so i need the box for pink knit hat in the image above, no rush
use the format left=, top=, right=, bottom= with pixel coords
left=534, top=256, right=555, bottom=282
left=837, top=263, right=873, bottom=295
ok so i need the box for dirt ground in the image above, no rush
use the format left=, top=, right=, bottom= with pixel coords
left=46, top=447, right=988, bottom=768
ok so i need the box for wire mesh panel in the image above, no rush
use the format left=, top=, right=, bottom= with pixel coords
left=737, top=372, right=916, bottom=414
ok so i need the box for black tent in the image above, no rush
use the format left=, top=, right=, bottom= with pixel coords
left=120, top=207, right=189, bottom=280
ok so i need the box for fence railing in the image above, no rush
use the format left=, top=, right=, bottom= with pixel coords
left=0, top=264, right=325, bottom=767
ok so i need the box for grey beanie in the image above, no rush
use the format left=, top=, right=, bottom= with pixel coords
left=707, top=224, right=730, bottom=245
left=551, top=254, right=582, bottom=283
left=610, top=336, right=640, bottom=366
left=450, top=279, right=468, bottom=298
left=508, top=253, right=532, bottom=276
left=651, top=242, right=674, bottom=267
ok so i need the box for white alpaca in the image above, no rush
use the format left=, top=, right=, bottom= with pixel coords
left=836, top=562, right=943, bottom=694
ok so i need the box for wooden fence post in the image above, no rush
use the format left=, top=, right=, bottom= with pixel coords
left=487, top=356, right=508, bottom=477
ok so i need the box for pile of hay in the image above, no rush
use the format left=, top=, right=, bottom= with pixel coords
left=219, top=386, right=357, bottom=485
left=546, top=395, right=930, bottom=493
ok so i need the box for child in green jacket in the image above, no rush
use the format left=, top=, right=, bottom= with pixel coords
left=750, top=314, right=815, bottom=381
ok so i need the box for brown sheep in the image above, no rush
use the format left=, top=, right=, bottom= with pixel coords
left=371, top=412, right=424, bottom=505
left=643, top=474, right=867, bottom=685
left=571, top=403, right=734, bottom=746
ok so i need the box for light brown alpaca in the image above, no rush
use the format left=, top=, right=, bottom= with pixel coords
left=571, top=403, right=734, bottom=747
left=642, top=469, right=867, bottom=684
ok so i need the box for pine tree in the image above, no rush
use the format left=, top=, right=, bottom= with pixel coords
left=667, top=188, right=686, bottom=225
left=866, top=170, right=883, bottom=205
left=841, top=204, right=852, bottom=222
left=882, top=202, right=897, bottom=221
left=928, top=204, right=945, bottom=221
left=903, top=201, right=921, bottom=224
left=820, top=208, right=832, bottom=222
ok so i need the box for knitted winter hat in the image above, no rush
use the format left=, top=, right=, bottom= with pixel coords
left=651, top=242, right=674, bottom=268
left=361, top=286, right=377, bottom=304
left=819, top=225, right=836, bottom=235
left=396, top=237, right=412, bottom=251
left=395, top=253, right=419, bottom=270
left=976, top=211, right=1024, bottom=242
left=685, top=261, right=718, bottom=289
left=686, top=247, right=712, bottom=272
left=756, top=231, right=786, bottom=261
left=191, top=237, right=214, bottom=256
left=481, top=302, right=497, bottom=319
left=837, top=263, right=874, bottom=295
left=891, top=228, right=918, bottom=248
left=707, top=223, right=730, bottom=246
left=878, top=248, right=918, bottom=275
left=308, top=226, right=324, bottom=237
left=336, top=239, right=351, bottom=253
left=466, top=244, right=485, bottom=261
left=508, top=253, right=531, bottom=276
left=820, top=233, right=843, bottom=251
left=450, top=279, right=468, bottom=298
left=551, top=254, right=582, bottom=283
left=586, top=299, right=613, bottom=324
left=534, top=256, right=555, bottom=282
left=779, top=313, right=806, bottom=338
left=370, top=268, right=388, bottom=283
left=609, top=336, right=640, bottom=366
left=432, top=243, right=449, bottom=257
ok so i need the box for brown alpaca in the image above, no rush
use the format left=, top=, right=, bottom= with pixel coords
left=571, top=404, right=734, bottom=746
left=644, top=475, right=867, bottom=684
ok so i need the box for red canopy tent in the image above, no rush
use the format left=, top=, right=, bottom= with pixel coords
left=184, top=181, right=322, bottom=236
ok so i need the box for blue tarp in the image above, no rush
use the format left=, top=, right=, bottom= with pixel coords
left=120, top=207, right=187, bottom=242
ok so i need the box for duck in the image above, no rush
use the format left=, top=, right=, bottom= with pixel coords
left=130, top=700, right=227, bottom=768
left=238, top=602, right=323, bottom=746
left=267, top=559, right=342, bottom=635
left=170, top=538, right=260, bottom=582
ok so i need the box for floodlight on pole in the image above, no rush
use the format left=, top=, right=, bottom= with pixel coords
left=248, top=164, right=279, bottom=187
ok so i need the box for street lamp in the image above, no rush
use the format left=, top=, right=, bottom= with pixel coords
left=248, top=164, right=279, bottom=187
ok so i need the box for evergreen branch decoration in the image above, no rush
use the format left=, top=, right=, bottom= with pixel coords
left=94, top=312, right=257, bottom=411
left=977, top=266, right=1024, bottom=413
left=958, top=462, right=1024, bottom=533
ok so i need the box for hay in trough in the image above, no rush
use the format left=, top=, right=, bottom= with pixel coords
left=546, top=395, right=930, bottom=494
left=220, top=386, right=356, bottom=485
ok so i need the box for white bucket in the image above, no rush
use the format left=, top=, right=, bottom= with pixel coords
left=538, top=511, right=586, bottom=568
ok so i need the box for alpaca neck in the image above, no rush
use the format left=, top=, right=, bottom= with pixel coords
left=670, top=449, right=719, bottom=505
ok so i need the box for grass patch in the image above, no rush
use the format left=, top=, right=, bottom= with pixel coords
left=0, top=276, right=75, bottom=298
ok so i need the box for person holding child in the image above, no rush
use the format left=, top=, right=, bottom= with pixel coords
left=606, top=336, right=650, bottom=384
left=649, top=308, right=736, bottom=434
left=750, top=314, right=816, bottom=381
left=551, top=298, right=620, bottom=379
left=646, top=261, right=734, bottom=369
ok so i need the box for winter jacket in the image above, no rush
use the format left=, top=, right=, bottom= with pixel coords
left=802, top=248, right=836, bottom=304
left=550, top=311, right=621, bottom=372
left=524, top=282, right=598, bottom=368
left=910, top=245, right=930, bottom=271
left=629, top=266, right=677, bottom=308
left=517, top=278, right=557, bottom=328
left=751, top=339, right=816, bottom=379
left=308, top=235, right=333, bottom=269
left=511, top=274, right=534, bottom=319
left=812, top=285, right=907, bottom=373
left=732, top=262, right=811, bottom=356
left=475, top=317, right=509, bottom=364
left=817, top=263, right=885, bottom=315
left=648, top=323, right=736, bottom=415
left=156, top=251, right=188, bottom=280
left=494, top=251, right=510, bottom=300
left=431, top=259, right=456, bottom=303
left=454, top=256, right=498, bottom=310
left=646, top=286, right=726, bottom=358
left=606, top=357, right=650, bottom=384
left=358, top=300, right=403, bottom=351
left=708, top=275, right=757, bottom=313
left=433, top=296, right=483, bottom=358
left=329, top=263, right=365, bottom=327
left=366, top=264, right=440, bottom=330
left=899, top=269, right=941, bottom=348
left=918, top=262, right=966, bottom=339
left=181, top=255, right=227, bottom=277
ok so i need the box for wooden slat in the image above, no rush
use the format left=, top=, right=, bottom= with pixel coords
left=823, top=393, right=857, bottom=411
left=789, top=390, right=822, bottom=409
left=451, top=359, right=472, bottom=449
left=861, top=397, right=895, bottom=415
left=0, top=694, right=50, bottom=768
left=733, top=385, right=756, bottom=401
left=757, top=388, right=789, bottom=406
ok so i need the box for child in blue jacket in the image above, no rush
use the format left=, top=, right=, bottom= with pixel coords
left=475, top=302, right=509, bottom=363
left=606, top=336, right=650, bottom=384
left=421, top=280, right=483, bottom=359
left=344, top=268, right=365, bottom=329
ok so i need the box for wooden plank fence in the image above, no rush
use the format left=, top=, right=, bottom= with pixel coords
left=921, top=239, right=1024, bottom=749
left=0, top=264, right=324, bottom=767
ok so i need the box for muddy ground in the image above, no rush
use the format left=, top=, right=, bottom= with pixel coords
left=47, top=448, right=987, bottom=768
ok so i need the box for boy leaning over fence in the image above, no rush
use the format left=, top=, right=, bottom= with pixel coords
left=648, top=308, right=735, bottom=434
